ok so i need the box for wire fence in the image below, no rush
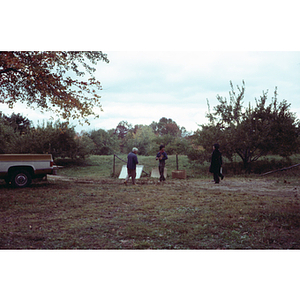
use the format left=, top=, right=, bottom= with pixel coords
left=112, top=154, right=183, bottom=178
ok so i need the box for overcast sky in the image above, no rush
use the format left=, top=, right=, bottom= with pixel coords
left=2, top=1, right=300, bottom=135
left=90, top=51, right=300, bottom=132
left=1, top=51, right=300, bottom=133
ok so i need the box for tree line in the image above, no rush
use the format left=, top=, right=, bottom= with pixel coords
left=1, top=80, right=299, bottom=174
left=1, top=52, right=300, bottom=172
left=0, top=114, right=191, bottom=159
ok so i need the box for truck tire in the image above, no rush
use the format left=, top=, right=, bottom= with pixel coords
left=11, top=169, right=32, bottom=188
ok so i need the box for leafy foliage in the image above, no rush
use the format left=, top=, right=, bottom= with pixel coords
left=0, top=112, right=92, bottom=159
left=3, top=112, right=32, bottom=135
left=111, top=118, right=192, bottom=155
left=189, top=81, right=300, bottom=171
left=0, top=113, right=16, bottom=153
left=125, top=125, right=157, bottom=155
left=89, top=128, right=119, bottom=155
left=0, top=51, right=109, bottom=123
left=114, top=121, right=133, bottom=153
left=150, top=117, right=189, bottom=137
left=150, top=117, right=192, bottom=155
left=0, top=112, right=192, bottom=159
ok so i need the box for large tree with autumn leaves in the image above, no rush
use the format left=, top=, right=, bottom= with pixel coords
left=0, top=51, right=109, bottom=123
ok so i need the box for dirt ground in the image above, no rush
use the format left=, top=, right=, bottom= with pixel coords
left=192, top=177, right=300, bottom=198
left=48, top=175, right=300, bottom=199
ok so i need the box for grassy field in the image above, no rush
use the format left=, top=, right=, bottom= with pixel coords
left=56, top=154, right=200, bottom=179
left=1, top=155, right=300, bottom=249
left=56, top=154, right=300, bottom=179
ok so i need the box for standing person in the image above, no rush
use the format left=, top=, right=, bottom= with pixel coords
left=156, top=145, right=168, bottom=183
left=209, top=143, right=224, bottom=184
left=124, top=147, right=139, bottom=185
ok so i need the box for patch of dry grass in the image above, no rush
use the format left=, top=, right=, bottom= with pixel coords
left=1, top=176, right=300, bottom=249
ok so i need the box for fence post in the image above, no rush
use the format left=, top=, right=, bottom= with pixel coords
left=113, top=154, right=115, bottom=177
left=176, top=154, right=179, bottom=170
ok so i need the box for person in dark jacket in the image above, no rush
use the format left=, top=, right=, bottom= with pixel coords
left=209, top=143, right=224, bottom=184
left=156, top=145, right=168, bottom=182
left=124, top=147, right=139, bottom=185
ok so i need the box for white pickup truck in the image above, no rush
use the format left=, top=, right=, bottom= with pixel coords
left=0, top=154, right=54, bottom=187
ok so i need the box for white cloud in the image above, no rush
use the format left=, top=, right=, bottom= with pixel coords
left=2, top=51, right=300, bottom=133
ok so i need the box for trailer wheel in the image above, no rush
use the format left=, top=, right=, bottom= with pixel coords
left=11, top=169, right=32, bottom=188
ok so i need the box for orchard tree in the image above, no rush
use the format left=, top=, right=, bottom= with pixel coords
left=0, top=113, right=17, bottom=153
left=89, top=128, right=120, bottom=155
left=0, top=51, right=109, bottom=123
left=4, top=113, right=32, bottom=135
left=190, top=81, right=300, bottom=170
left=114, top=121, right=133, bottom=153
left=114, top=120, right=133, bottom=139
left=150, top=117, right=182, bottom=137
left=73, top=132, right=95, bottom=159
left=150, top=117, right=191, bottom=154
left=125, top=125, right=157, bottom=156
